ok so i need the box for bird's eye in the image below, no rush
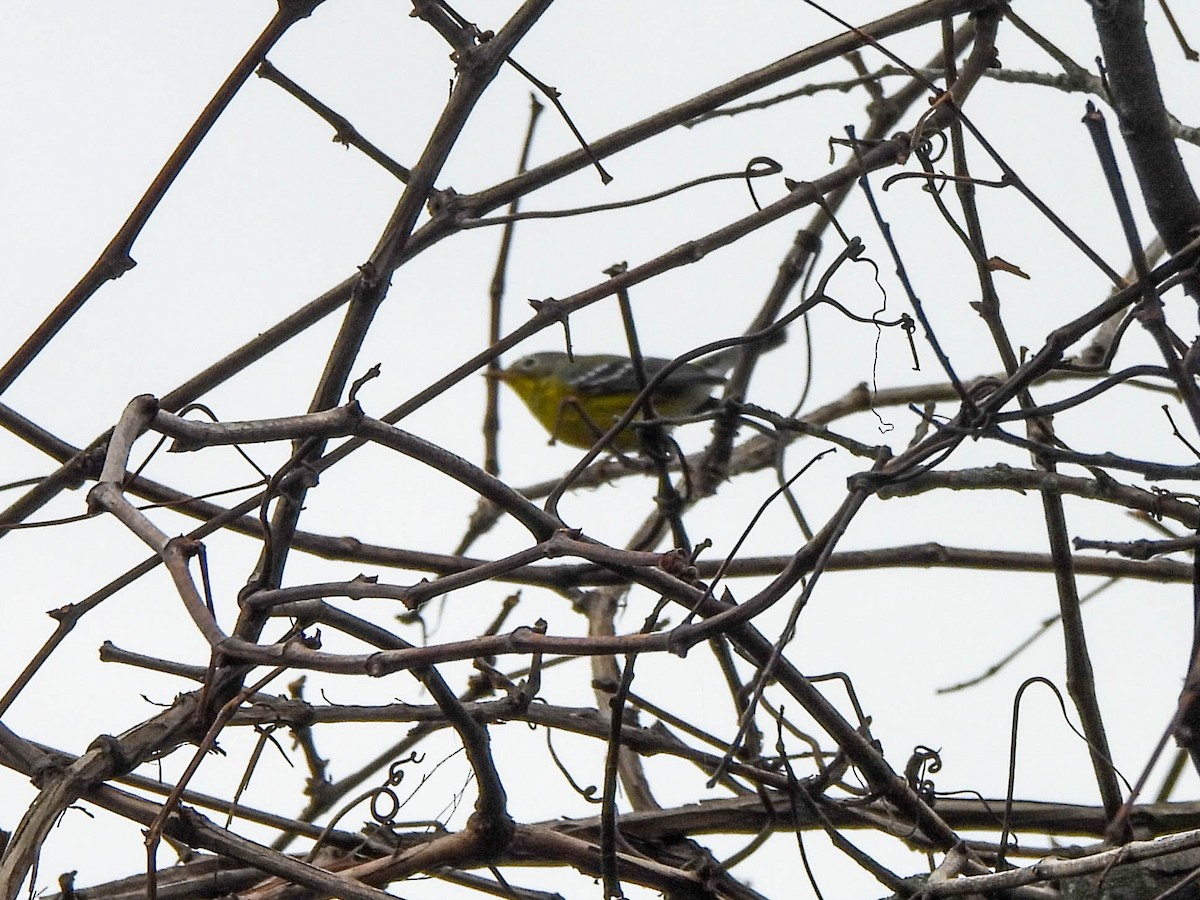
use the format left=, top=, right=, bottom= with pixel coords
left=518, top=357, right=539, bottom=370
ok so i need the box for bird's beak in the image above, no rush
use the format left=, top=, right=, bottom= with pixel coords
left=483, top=367, right=509, bottom=382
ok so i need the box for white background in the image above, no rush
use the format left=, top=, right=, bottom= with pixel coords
left=2, top=2, right=1199, bottom=898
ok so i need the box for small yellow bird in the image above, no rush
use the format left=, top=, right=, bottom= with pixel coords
left=489, top=350, right=738, bottom=450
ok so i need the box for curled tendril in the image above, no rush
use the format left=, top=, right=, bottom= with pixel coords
left=388, top=752, right=423, bottom=783
left=370, top=785, right=399, bottom=824
left=744, top=156, right=784, bottom=211
left=304, top=751, right=428, bottom=863
left=904, top=745, right=943, bottom=804
left=919, top=131, right=948, bottom=163
left=368, top=752, right=425, bottom=826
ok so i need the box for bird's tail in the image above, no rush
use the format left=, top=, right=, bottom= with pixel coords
left=695, top=321, right=788, bottom=375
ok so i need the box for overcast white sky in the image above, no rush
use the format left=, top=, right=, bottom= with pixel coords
left=3, top=3, right=1200, bottom=898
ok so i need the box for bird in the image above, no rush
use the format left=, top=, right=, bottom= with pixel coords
left=488, top=347, right=749, bottom=450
